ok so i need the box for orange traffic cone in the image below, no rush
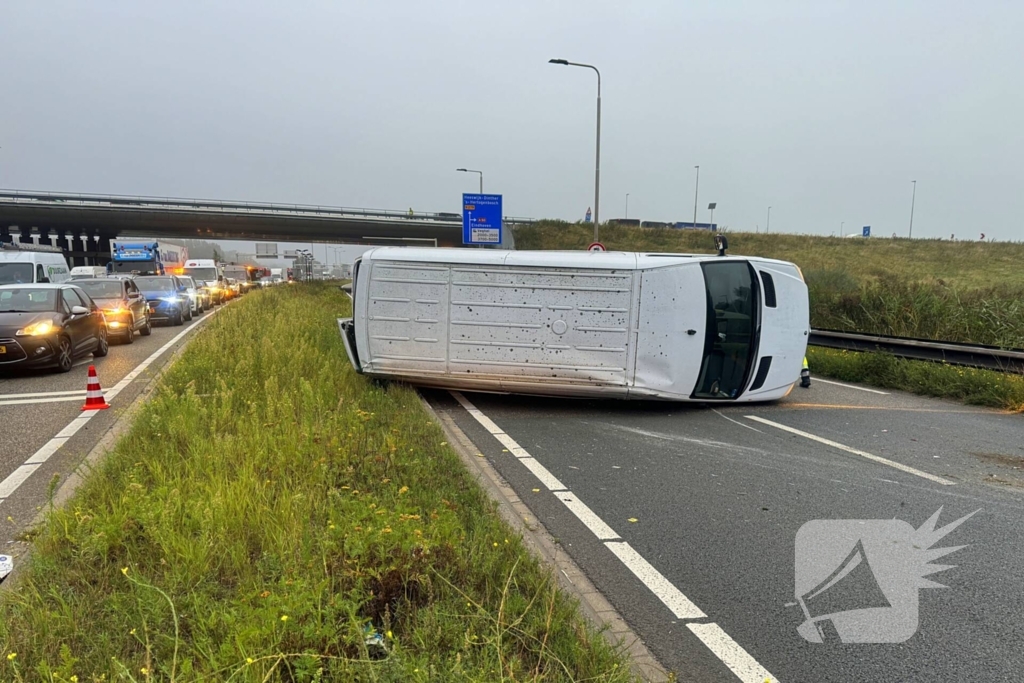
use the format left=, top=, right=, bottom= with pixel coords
left=82, top=365, right=110, bottom=411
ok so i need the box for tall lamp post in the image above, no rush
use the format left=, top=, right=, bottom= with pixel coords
left=549, top=58, right=601, bottom=243
left=766, top=206, right=772, bottom=234
left=693, top=165, right=700, bottom=227
left=456, top=168, right=483, bottom=193
left=625, top=193, right=630, bottom=219
left=909, top=180, right=917, bottom=238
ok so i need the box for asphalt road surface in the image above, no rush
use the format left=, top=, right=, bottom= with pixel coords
left=426, top=379, right=1024, bottom=682
left=0, top=305, right=222, bottom=557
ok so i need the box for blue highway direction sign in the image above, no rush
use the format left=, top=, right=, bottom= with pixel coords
left=462, top=194, right=503, bottom=245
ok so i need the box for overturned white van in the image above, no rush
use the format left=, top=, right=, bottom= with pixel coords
left=339, top=248, right=809, bottom=402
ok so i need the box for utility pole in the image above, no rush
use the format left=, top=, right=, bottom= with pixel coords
left=909, top=180, right=917, bottom=238
left=693, top=166, right=700, bottom=227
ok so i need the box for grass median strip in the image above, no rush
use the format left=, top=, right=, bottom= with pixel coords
left=0, top=284, right=637, bottom=682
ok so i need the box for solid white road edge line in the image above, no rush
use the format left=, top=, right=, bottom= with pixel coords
left=811, top=378, right=890, bottom=395
left=449, top=391, right=777, bottom=683
left=746, top=415, right=954, bottom=486
left=604, top=540, right=706, bottom=619
left=0, top=309, right=221, bottom=506
left=687, top=622, right=777, bottom=683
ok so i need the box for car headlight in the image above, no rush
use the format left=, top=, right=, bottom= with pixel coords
left=161, top=296, right=180, bottom=303
left=16, top=320, right=55, bottom=336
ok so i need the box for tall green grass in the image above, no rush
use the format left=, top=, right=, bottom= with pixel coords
left=0, top=285, right=637, bottom=682
left=808, top=347, right=1024, bottom=412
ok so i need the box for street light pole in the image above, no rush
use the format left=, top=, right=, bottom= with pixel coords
left=766, top=206, right=772, bottom=234
left=625, top=193, right=630, bottom=219
left=549, top=58, right=601, bottom=243
left=693, top=166, right=700, bottom=227
left=456, top=168, right=484, bottom=193
left=841, top=221, right=845, bottom=237
left=909, top=180, right=917, bottom=238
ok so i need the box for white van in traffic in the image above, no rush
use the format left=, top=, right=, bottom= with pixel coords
left=0, top=243, right=71, bottom=284
left=69, top=266, right=108, bottom=279
left=339, top=247, right=810, bottom=402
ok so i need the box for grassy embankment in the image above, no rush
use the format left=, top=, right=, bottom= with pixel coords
left=0, top=284, right=637, bottom=682
left=515, top=221, right=1024, bottom=410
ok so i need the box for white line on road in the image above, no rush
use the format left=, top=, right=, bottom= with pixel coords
left=687, top=622, right=777, bottom=683
left=0, top=395, right=95, bottom=407
left=746, top=415, right=954, bottom=486
left=811, top=378, right=890, bottom=394
left=712, top=409, right=763, bottom=433
left=605, top=541, right=707, bottom=619
left=555, top=491, right=620, bottom=541
left=450, top=391, right=776, bottom=682
left=0, top=390, right=87, bottom=399
left=0, top=310, right=221, bottom=507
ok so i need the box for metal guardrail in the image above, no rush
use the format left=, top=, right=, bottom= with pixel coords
left=0, top=189, right=537, bottom=226
left=809, top=329, right=1024, bottom=375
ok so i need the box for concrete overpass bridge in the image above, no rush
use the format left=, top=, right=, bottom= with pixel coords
left=0, top=190, right=527, bottom=265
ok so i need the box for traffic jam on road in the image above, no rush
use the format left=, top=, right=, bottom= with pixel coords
left=0, top=242, right=273, bottom=375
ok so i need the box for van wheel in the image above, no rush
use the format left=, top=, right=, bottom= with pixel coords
left=56, top=336, right=73, bottom=373
left=140, top=315, right=152, bottom=336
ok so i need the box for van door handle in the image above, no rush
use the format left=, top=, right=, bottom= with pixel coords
left=687, top=329, right=697, bottom=335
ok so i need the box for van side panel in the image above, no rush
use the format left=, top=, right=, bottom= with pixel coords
left=632, top=264, right=707, bottom=398
left=363, top=261, right=450, bottom=376
left=447, top=266, right=635, bottom=387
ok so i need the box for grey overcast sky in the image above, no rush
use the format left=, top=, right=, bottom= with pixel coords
left=2, top=1, right=1022, bottom=241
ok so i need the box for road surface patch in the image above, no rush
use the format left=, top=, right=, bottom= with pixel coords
left=746, top=415, right=954, bottom=486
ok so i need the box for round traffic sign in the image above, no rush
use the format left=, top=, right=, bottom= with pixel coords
left=587, top=242, right=606, bottom=252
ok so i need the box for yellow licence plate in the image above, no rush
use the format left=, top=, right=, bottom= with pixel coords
left=0, top=346, right=6, bottom=354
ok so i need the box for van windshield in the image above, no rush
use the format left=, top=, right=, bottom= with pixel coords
left=692, top=261, right=759, bottom=399
left=0, top=263, right=34, bottom=285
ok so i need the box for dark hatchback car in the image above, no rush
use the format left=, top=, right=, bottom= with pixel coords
left=74, top=277, right=152, bottom=343
left=134, top=275, right=190, bottom=326
left=0, top=284, right=109, bottom=372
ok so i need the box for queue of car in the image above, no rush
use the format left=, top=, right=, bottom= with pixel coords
left=0, top=269, right=245, bottom=373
